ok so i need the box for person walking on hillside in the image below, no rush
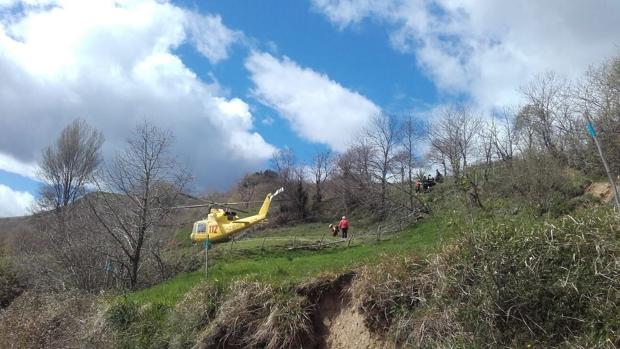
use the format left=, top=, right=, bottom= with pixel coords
left=339, top=216, right=349, bottom=239
left=435, top=169, right=443, bottom=183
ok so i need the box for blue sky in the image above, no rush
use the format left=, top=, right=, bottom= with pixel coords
left=174, top=0, right=439, bottom=155
left=191, top=0, right=438, bottom=106
left=0, top=0, right=618, bottom=216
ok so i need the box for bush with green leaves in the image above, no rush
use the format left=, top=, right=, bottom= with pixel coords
left=447, top=209, right=619, bottom=346
left=106, top=297, right=140, bottom=330
left=105, top=297, right=170, bottom=349
left=355, top=208, right=619, bottom=347
left=491, top=154, right=587, bottom=215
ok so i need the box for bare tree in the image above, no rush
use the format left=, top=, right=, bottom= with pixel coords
left=333, top=150, right=356, bottom=216
left=479, top=120, right=496, bottom=182
left=455, top=106, right=481, bottom=177
left=350, top=139, right=374, bottom=188
left=39, top=119, right=104, bottom=210
left=271, top=147, right=296, bottom=183
left=428, top=110, right=460, bottom=178
left=32, top=119, right=104, bottom=291
left=398, top=114, right=420, bottom=211
left=428, top=105, right=480, bottom=179
left=518, top=72, right=572, bottom=160
left=478, top=109, right=520, bottom=181
left=490, top=108, right=519, bottom=164
left=574, top=56, right=620, bottom=175
left=292, top=167, right=309, bottom=221
left=309, top=149, right=333, bottom=212
left=238, top=173, right=258, bottom=209
left=332, top=142, right=376, bottom=217
left=364, top=113, right=402, bottom=219
left=271, top=147, right=295, bottom=218
left=91, top=122, right=190, bottom=289
left=427, top=104, right=484, bottom=209
left=426, top=144, right=448, bottom=177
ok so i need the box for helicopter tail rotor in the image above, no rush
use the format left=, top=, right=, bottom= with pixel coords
left=272, top=187, right=284, bottom=198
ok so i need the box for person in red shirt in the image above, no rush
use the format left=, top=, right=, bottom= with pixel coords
left=339, top=216, right=349, bottom=238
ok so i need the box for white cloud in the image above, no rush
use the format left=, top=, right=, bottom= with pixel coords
left=0, top=0, right=275, bottom=190
left=245, top=51, right=380, bottom=151
left=261, top=115, right=275, bottom=126
left=185, top=12, right=242, bottom=64
left=310, top=0, right=399, bottom=28
left=0, top=153, right=38, bottom=180
left=0, top=184, right=35, bottom=217
left=312, top=0, right=620, bottom=109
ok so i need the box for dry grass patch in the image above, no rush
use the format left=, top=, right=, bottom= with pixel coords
left=352, top=254, right=467, bottom=347
left=167, top=281, right=223, bottom=348
left=0, top=290, right=96, bottom=348
left=0, top=256, right=23, bottom=308
left=198, top=280, right=315, bottom=349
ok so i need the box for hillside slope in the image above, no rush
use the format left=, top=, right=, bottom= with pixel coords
left=1, top=178, right=619, bottom=348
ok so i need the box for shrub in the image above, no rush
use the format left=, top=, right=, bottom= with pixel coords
left=0, top=256, right=23, bottom=308
left=167, top=282, right=223, bottom=348
left=106, top=297, right=140, bottom=330
left=354, top=209, right=619, bottom=347
left=447, top=209, right=619, bottom=346
left=484, top=154, right=586, bottom=215
left=198, top=280, right=315, bottom=349
left=353, top=255, right=467, bottom=347
left=105, top=297, right=170, bottom=348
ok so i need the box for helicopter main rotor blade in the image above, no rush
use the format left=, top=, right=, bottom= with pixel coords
left=168, top=203, right=213, bottom=210
left=210, top=202, right=249, bottom=214
left=163, top=196, right=294, bottom=213
left=166, top=201, right=250, bottom=214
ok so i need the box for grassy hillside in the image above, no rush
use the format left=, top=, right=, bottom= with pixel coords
left=82, top=213, right=462, bottom=348
left=1, top=177, right=618, bottom=348
left=130, top=215, right=452, bottom=306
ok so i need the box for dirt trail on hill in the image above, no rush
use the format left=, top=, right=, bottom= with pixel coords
left=585, top=182, right=615, bottom=202
left=312, top=274, right=393, bottom=349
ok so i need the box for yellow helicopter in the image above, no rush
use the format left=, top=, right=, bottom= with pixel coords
left=190, top=187, right=284, bottom=243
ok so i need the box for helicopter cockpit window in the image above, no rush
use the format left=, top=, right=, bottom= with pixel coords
left=225, top=211, right=236, bottom=221
left=195, top=223, right=207, bottom=233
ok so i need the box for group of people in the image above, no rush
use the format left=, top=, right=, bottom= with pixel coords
left=327, top=171, right=443, bottom=237
left=415, top=170, right=443, bottom=193
left=329, top=216, right=349, bottom=238
left=326, top=171, right=445, bottom=238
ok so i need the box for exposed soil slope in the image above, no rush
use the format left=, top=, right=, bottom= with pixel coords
left=311, top=273, right=393, bottom=349
left=585, top=181, right=616, bottom=202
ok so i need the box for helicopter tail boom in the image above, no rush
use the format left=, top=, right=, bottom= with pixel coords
left=257, top=187, right=283, bottom=217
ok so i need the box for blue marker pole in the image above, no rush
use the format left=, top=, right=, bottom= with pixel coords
left=586, top=122, right=597, bottom=138
left=584, top=114, right=620, bottom=211
left=104, top=259, right=113, bottom=286
left=204, top=239, right=209, bottom=279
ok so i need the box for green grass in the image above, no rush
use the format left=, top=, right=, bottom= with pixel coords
left=221, top=222, right=351, bottom=250
left=129, top=215, right=452, bottom=306
left=170, top=227, right=193, bottom=247
left=251, top=222, right=330, bottom=238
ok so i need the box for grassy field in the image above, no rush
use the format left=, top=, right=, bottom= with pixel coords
left=129, top=215, right=455, bottom=306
